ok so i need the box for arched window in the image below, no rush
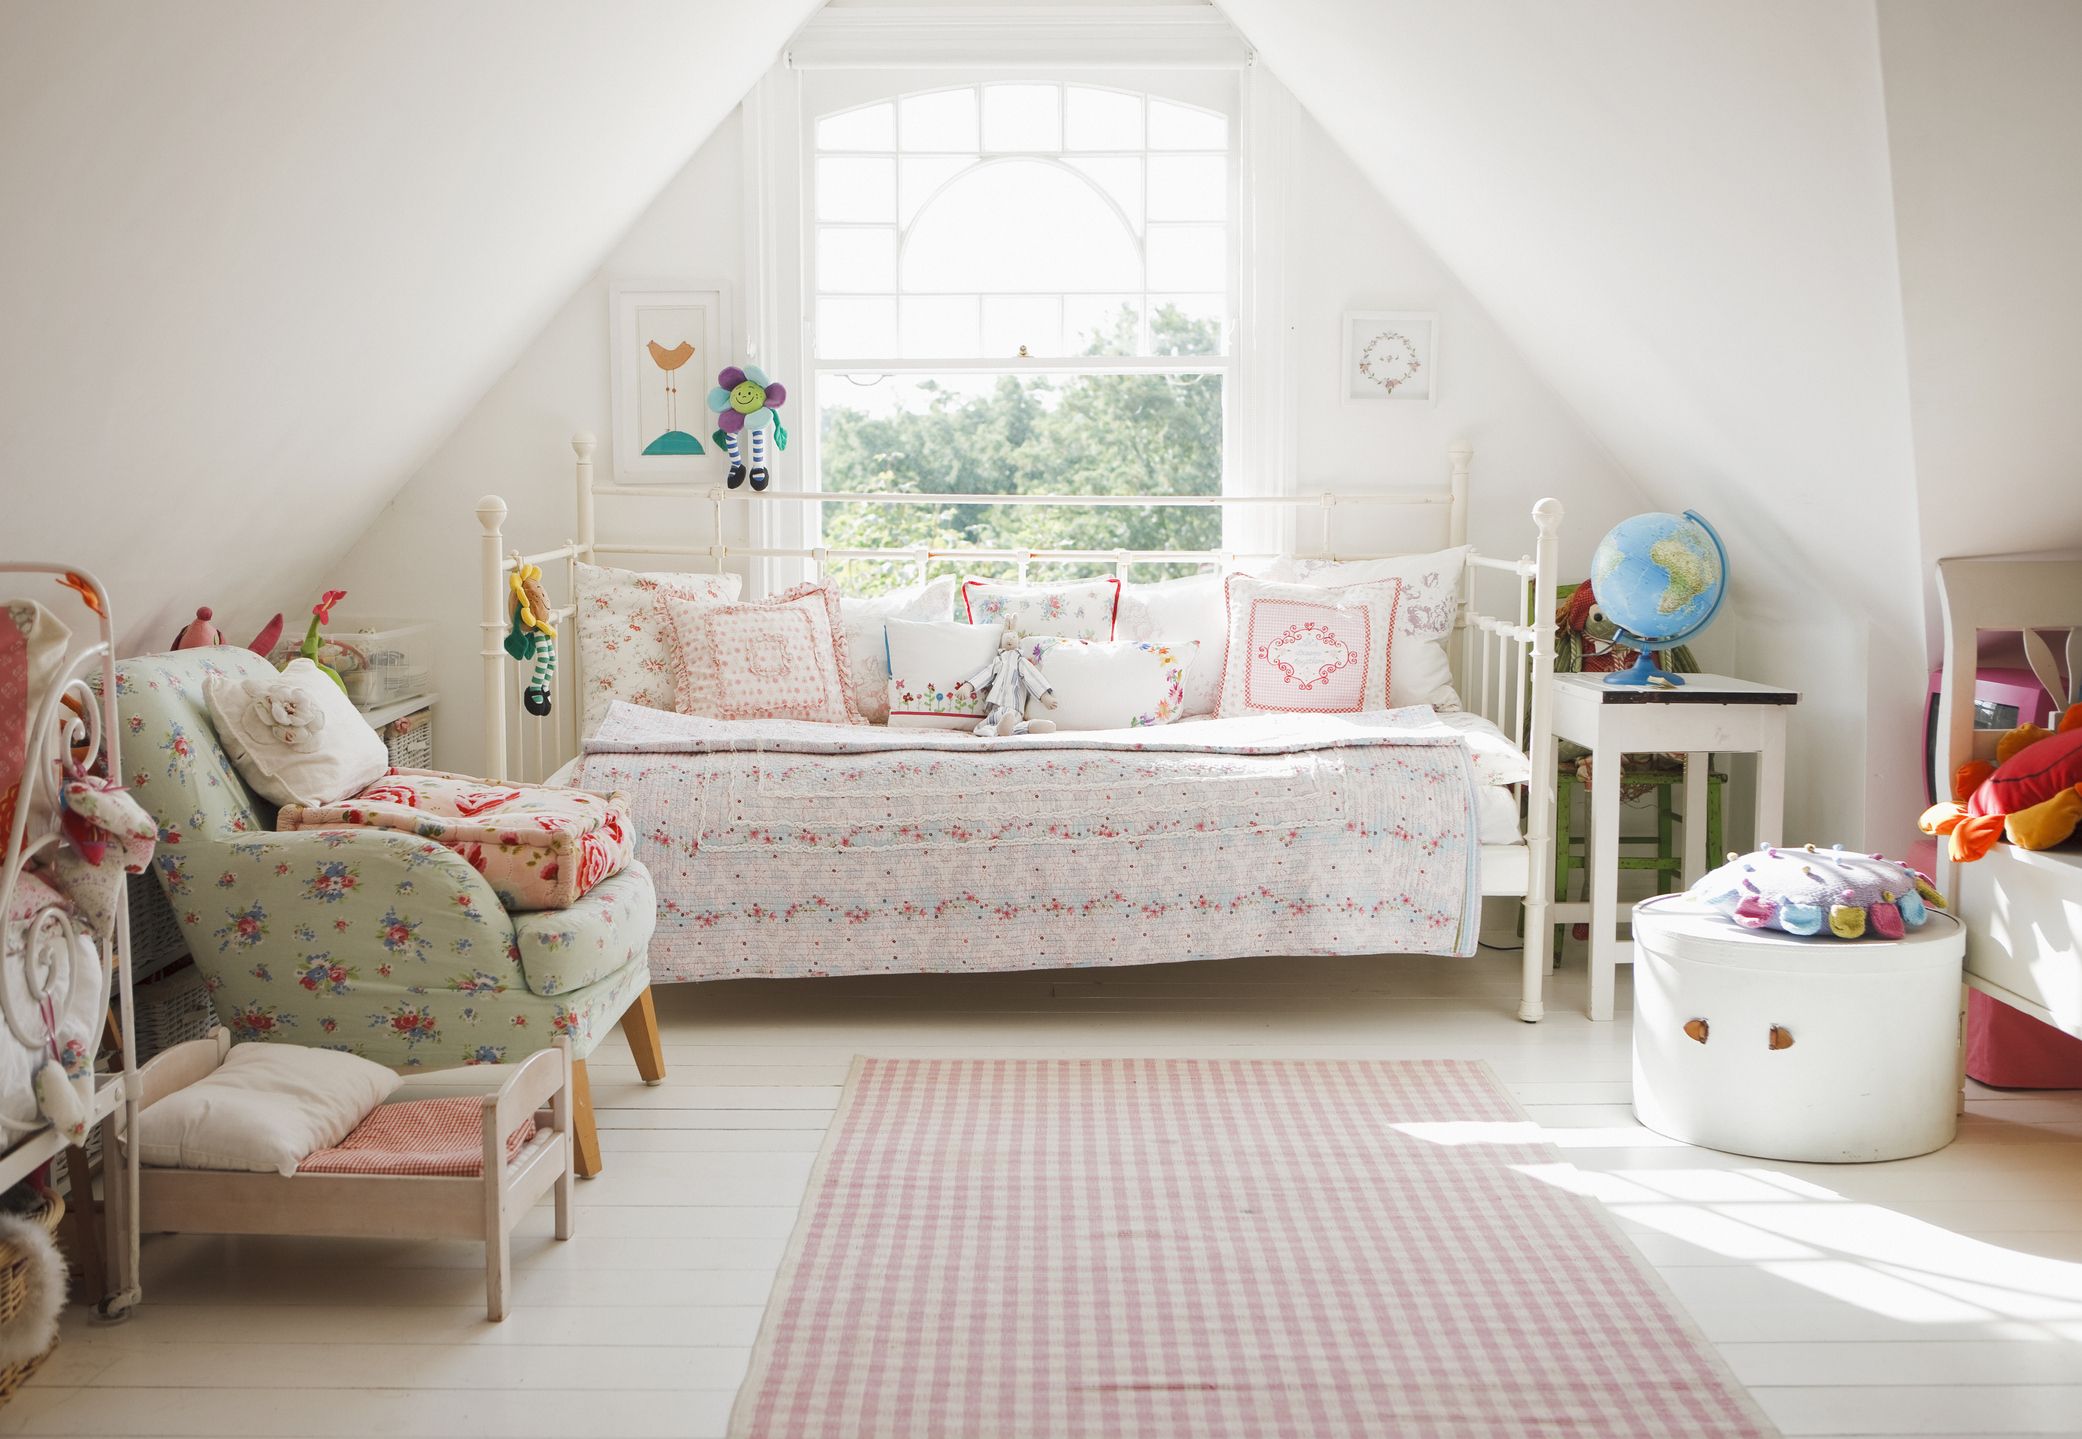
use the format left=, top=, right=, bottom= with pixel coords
left=803, top=78, right=1240, bottom=590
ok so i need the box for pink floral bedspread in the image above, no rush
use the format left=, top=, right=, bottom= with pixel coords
left=576, top=703, right=1482, bottom=981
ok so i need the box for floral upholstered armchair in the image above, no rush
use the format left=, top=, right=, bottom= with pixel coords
left=115, top=647, right=662, bottom=1175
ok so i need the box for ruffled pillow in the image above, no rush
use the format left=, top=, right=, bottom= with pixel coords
left=657, top=583, right=862, bottom=726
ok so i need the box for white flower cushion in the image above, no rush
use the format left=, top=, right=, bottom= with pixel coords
left=1024, top=637, right=1200, bottom=730
left=573, top=561, right=741, bottom=733
left=1116, top=573, right=1228, bottom=717
left=658, top=582, right=862, bottom=726
left=839, top=577, right=957, bottom=724
left=960, top=577, right=1121, bottom=640
left=1276, top=546, right=1469, bottom=709
left=885, top=618, right=1005, bottom=729
left=203, top=658, right=388, bottom=808
left=136, top=1041, right=400, bottom=1176
left=1216, top=574, right=1402, bottom=718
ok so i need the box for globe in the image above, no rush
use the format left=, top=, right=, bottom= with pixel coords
left=1588, top=510, right=1728, bottom=686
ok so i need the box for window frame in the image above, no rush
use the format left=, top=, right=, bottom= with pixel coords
left=792, top=65, right=1250, bottom=574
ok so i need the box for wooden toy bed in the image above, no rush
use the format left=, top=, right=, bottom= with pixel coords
left=110, top=1031, right=575, bottom=1320
left=475, top=436, right=1568, bottom=1019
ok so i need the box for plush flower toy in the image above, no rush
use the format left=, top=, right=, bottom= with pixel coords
left=706, top=364, right=787, bottom=492
left=1920, top=703, right=2082, bottom=861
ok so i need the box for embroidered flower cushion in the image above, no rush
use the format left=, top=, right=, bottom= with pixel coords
left=573, top=561, right=741, bottom=734
left=838, top=577, right=957, bottom=724
left=278, top=769, right=635, bottom=912
left=1270, top=546, right=1468, bottom=709
left=884, top=618, right=1006, bottom=729
left=961, top=577, right=1121, bottom=641
left=203, top=657, right=388, bottom=807
left=1216, top=574, right=1401, bottom=718
left=1023, top=637, right=1200, bottom=730
left=1116, top=572, right=1228, bottom=717
left=657, top=582, right=863, bottom=726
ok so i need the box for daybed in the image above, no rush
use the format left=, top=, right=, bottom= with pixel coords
left=475, top=437, right=1565, bottom=1019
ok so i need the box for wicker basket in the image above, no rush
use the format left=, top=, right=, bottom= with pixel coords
left=0, top=1189, right=64, bottom=1402
left=125, top=873, right=189, bottom=976
left=132, top=960, right=217, bottom=1064
left=381, top=708, right=435, bottom=770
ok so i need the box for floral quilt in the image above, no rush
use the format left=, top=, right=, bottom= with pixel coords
left=576, top=703, right=1482, bottom=982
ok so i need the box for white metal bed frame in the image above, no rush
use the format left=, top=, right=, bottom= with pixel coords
left=476, top=435, right=1563, bottom=1020
left=0, top=563, right=142, bottom=1317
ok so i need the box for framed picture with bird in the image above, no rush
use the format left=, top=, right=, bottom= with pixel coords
left=609, top=281, right=732, bottom=482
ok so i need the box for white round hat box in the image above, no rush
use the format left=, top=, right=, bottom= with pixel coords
left=1631, top=894, right=1965, bottom=1163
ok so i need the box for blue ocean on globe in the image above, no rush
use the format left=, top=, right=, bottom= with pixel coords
left=1589, top=510, right=1727, bottom=649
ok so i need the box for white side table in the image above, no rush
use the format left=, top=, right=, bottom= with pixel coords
left=1548, top=673, right=1799, bottom=1020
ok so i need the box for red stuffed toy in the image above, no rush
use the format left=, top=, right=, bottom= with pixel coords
left=1921, top=703, right=2082, bottom=861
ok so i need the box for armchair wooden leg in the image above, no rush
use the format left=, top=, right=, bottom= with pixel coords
left=571, top=1058, right=603, bottom=1180
left=622, top=988, right=666, bottom=1086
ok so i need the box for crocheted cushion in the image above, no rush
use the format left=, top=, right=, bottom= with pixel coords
left=297, top=1096, right=536, bottom=1177
left=1690, top=844, right=1945, bottom=940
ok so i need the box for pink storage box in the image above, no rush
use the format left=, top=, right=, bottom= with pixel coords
left=279, top=769, right=633, bottom=912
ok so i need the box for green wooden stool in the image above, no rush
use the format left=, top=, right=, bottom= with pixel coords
left=1550, top=763, right=1725, bottom=960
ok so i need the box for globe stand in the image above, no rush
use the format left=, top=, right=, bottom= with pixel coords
left=1603, top=635, right=1685, bottom=687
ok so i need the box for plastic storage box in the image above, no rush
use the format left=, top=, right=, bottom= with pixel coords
left=278, top=617, right=431, bottom=712
left=1631, top=893, right=1965, bottom=1162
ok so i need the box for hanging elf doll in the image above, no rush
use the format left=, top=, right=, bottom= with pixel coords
left=504, top=559, right=556, bottom=717
left=706, top=363, right=788, bottom=492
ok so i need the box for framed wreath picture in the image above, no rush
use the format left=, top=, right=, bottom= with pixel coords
left=1343, top=310, right=1438, bottom=404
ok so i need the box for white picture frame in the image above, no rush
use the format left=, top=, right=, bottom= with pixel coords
left=1342, top=310, right=1438, bottom=404
left=609, top=281, right=731, bottom=481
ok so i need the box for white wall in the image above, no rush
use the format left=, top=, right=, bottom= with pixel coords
left=1880, top=0, right=2082, bottom=584
left=1217, top=0, right=1927, bottom=849
left=0, top=0, right=815, bottom=656
left=336, top=78, right=1647, bottom=774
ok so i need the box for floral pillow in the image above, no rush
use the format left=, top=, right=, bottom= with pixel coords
left=657, top=583, right=862, bottom=726
left=278, top=769, right=633, bottom=913
left=884, top=618, right=1005, bottom=730
left=1115, top=572, right=1228, bottom=717
left=1023, top=637, right=1199, bottom=731
left=838, top=577, right=957, bottom=724
left=960, top=577, right=1121, bottom=641
left=1271, top=546, right=1468, bottom=709
left=573, top=561, right=741, bottom=734
left=1216, top=574, right=1402, bottom=718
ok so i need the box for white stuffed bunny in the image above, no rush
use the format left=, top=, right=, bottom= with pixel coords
left=958, top=631, right=1059, bottom=737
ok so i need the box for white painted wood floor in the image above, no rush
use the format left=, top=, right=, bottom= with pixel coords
left=8, top=955, right=2082, bottom=1438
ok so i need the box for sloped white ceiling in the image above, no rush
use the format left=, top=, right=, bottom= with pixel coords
left=0, top=0, right=817, bottom=652
left=1217, top=0, right=1929, bottom=842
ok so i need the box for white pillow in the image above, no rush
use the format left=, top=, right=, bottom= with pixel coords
left=1116, top=572, right=1228, bottom=717
left=839, top=578, right=957, bottom=724
left=1216, top=574, right=1401, bottom=718
left=204, top=658, right=388, bottom=808
left=1024, top=637, right=1200, bottom=731
left=573, top=561, right=741, bottom=733
left=136, top=1041, right=400, bottom=1176
left=960, top=577, right=1121, bottom=640
left=1276, top=546, right=1469, bottom=709
left=885, top=618, right=1005, bottom=729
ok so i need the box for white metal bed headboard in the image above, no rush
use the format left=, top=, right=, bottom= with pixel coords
left=475, top=435, right=1564, bottom=1020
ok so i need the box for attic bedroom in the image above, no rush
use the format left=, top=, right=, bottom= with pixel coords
left=2, top=1, right=2079, bottom=1434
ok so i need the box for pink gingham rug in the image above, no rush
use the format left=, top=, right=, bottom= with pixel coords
left=731, top=1058, right=1777, bottom=1439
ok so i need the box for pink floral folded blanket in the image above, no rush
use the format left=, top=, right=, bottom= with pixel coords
left=278, top=768, right=633, bottom=912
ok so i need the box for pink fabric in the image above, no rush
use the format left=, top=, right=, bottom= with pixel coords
left=1217, top=573, right=1402, bottom=717
left=279, top=769, right=633, bottom=912
left=731, top=1058, right=1774, bottom=1439
left=1966, top=988, right=2082, bottom=1087
left=658, top=583, right=863, bottom=726
left=298, top=1096, right=535, bottom=1177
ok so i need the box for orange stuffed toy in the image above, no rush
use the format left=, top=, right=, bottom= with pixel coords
left=1920, top=703, right=2082, bottom=861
